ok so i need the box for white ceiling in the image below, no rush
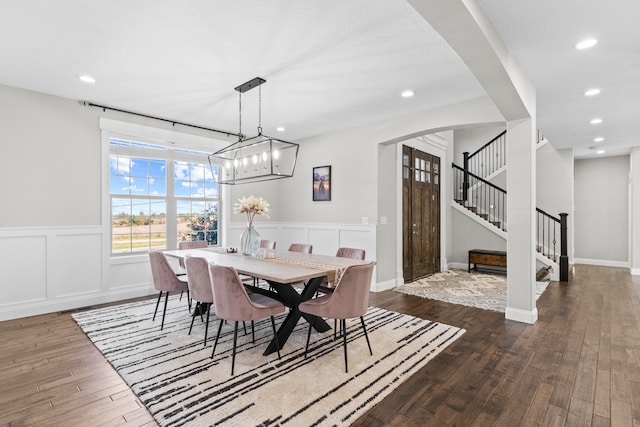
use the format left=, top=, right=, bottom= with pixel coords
left=1, top=0, right=638, bottom=159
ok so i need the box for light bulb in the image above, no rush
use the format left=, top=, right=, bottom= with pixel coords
left=273, top=150, right=280, bottom=160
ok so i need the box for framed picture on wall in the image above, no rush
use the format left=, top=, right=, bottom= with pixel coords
left=312, top=166, right=331, bottom=201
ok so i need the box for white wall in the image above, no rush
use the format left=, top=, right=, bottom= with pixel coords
left=272, top=97, right=504, bottom=289
left=453, top=125, right=505, bottom=166
left=450, top=209, right=507, bottom=266
left=0, top=85, right=101, bottom=227
left=536, top=143, right=574, bottom=262
left=574, top=155, right=630, bottom=266
left=0, top=84, right=233, bottom=321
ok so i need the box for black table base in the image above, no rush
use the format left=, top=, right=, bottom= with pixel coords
left=246, top=276, right=330, bottom=355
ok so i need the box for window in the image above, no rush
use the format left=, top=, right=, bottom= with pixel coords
left=109, top=138, right=219, bottom=255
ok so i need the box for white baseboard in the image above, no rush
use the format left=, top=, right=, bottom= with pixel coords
left=372, top=278, right=398, bottom=292
left=574, top=258, right=629, bottom=268
left=448, top=262, right=468, bottom=271
left=630, top=268, right=640, bottom=276
left=505, top=306, right=538, bottom=324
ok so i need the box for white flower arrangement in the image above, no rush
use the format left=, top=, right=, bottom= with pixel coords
left=234, top=195, right=270, bottom=227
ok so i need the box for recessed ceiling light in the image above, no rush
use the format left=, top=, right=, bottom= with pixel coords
left=590, top=118, right=603, bottom=125
left=576, top=38, right=597, bottom=50
left=593, top=137, right=604, bottom=142
left=584, top=88, right=601, bottom=96
left=78, top=74, right=96, bottom=84
left=276, top=126, right=285, bottom=132
left=596, top=150, right=606, bottom=154
left=401, top=90, right=414, bottom=98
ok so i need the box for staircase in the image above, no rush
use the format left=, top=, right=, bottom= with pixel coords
left=453, top=131, right=569, bottom=282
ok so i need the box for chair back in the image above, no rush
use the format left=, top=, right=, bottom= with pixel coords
left=336, top=247, right=365, bottom=260
left=149, top=251, right=188, bottom=292
left=184, top=256, right=213, bottom=303
left=178, top=240, right=208, bottom=268
left=323, top=262, right=375, bottom=319
left=260, top=240, right=277, bottom=249
left=288, top=243, right=312, bottom=253
left=208, top=264, right=258, bottom=321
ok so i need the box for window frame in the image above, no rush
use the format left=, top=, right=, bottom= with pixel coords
left=106, top=134, right=221, bottom=257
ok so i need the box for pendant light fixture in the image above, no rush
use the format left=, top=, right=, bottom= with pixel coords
left=209, top=77, right=299, bottom=185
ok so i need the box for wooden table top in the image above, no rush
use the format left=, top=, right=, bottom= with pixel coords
left=162, top=248, right=369, bottom=285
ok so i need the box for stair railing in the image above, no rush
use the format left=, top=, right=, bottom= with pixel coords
left=536, top=209, right=569, bottom=281
left=453, top=163, right=507, bottom=231
left=454, top=163, right=569, bottom=282
left=536, top=208, right=560, bottom=262
left=463, top=130, right=507, bottom=179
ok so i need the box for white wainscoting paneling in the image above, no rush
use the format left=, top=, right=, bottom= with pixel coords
left=230, top=222, right=376, bottom=258
left=0, top=234, right=47, bottom=304
left=229, top=221, right=378, bottom=285
left=0, top=227, right=155, bottom=321
left=0, top=222, right=378, bottom=321
left=54, top=232, right=102, bottom=297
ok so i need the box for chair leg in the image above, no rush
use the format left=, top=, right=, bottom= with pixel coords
left=153, top=291, right=163, bottom=321
left=271, top=316, right=281, bottom=359
left=211, top=319, right=224, bottom=358
left=342, top=319, right=348, bottom=373
left=188, top=302, right=199, bottom=335
left=161, top=291, right=170, bottom=330
left=304, top=315, right=315, bottom=358
left=204, top=309, right=211, bottom=346
left=231, top=321, right=239, bottom=376
left=360, top=316, right=372, bottom=355
left=251, top=320, right=255, bottom=344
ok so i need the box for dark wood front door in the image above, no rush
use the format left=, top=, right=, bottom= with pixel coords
left=402, top=145, right=440, bottom=282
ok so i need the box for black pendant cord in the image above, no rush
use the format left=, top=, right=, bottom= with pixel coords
left=82, top=101, right=240, bottom=139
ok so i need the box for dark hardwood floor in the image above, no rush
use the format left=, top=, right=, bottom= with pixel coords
left=1, top=264, right=639, bottom=426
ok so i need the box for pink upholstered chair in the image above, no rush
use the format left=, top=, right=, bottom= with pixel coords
left=209, top=264, right=286, bottom=375
left=176, top=241, right=208, bottom=303
left=260, top=240, right=276, bottom=250
left=299, top=262, right=375, bottom=373
left=318, top=247, right=366, bottom=295
left=288, top=243, right=312, bottom=253
left=185, top=256, right=215, bottom=346
left=149, top=251, right=190, bottom=330
left=178, top=240, right=208, bottom=269
left=287, top=243, right=313, bottom=289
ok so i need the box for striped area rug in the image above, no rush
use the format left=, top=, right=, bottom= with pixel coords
left=72, top=296, right=465, bottom=426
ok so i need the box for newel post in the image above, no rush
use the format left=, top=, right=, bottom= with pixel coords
left=463, top=151, right=470, bottom=203
left=559, top=213, right=569, bottom=282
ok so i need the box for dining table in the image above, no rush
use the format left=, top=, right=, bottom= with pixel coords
left=162, top=247, right=369, bottom=355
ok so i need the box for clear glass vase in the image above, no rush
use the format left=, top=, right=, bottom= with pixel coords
left=240, top=224, right=260, bottom=256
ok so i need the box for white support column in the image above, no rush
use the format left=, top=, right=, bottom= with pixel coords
left=505, top=118, right=537, bottom=323
left=630, top=148, right=640, bottom=275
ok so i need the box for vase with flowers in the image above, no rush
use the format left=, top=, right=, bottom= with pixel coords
left=234, top=195, right=270, bottom=256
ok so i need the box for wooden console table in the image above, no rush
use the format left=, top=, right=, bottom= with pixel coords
left=468, top=249, right=507, bottom=273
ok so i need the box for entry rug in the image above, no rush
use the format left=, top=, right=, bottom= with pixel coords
left=395, top=269, right=549, bottom=312
left=72, top=296, right=465, bottom=427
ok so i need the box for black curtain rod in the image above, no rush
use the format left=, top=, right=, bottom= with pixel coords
left=82, top=101, right=240, bottom=138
